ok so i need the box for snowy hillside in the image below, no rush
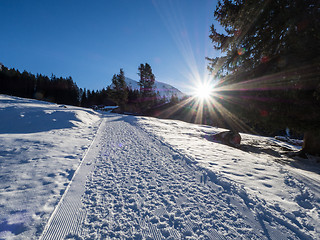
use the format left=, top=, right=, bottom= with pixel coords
left=0, top=95, right=319, bottom=239
left=124, top=77, right=185, bottom=100
left=0, top=95, right=101, bottom=239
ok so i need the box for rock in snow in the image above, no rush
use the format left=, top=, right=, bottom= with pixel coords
left=0, top=94, right=319, bottom=239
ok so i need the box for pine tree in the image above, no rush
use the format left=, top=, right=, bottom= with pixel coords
left=111, top=68, right=128, bottom=110
left=138, top=63, right=156, bottom=111
left=208, top=0, right=320, bottom=154
left=80, top=88, right=88, bottom=107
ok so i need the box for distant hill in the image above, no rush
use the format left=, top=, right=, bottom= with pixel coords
left=113, top=78, right=185, bottom=100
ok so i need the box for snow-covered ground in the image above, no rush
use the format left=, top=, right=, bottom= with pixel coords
left=0, top=95, right=101, bottom=239
left=138, top=117, right=320, bottom=239
left=0, top=95, right=319, bottom=239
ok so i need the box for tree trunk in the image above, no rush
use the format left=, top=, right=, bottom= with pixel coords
left=302, top=130, right=320, bottom=155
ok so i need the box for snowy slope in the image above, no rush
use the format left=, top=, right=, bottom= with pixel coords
left=1, top=95, right=319, bottom=239
left=0, top=95, right=101, bottom=239
left=124, top=77, right=185, bottom=100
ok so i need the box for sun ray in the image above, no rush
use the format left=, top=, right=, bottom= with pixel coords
left=153, top=97, right=194, bottom=119
left=152, top=0, right=305, bottom=133
left=215, top=63, right=319, bottom=93
left=209, top=94, right=258, bottom=134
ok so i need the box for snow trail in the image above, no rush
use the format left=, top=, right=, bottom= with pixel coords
left=40, top=118, right=106, bottom=240
left=40, top=113, right=312, bottom=239
left=79, top=114, right=289, bottom=239
left=2, top=96, right=317, bottom=239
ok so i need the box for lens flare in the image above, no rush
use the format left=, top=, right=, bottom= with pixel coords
left=193, top=81, right=214, bottom=100
left=150, top=0, right=259, bottom=133
left=237, top=48, right=246, bottom=55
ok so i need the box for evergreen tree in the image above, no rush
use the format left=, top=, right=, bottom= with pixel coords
left=80, top=88, right=88, bottom=107
left=138, top=63, right=156, bottom=111
left=207, top=0, right=320, bottom=154
left=170, top=94, right=179, bottom=104
left=111, top=68, right=128, bottom=110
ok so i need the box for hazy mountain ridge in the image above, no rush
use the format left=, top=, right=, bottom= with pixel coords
left=124, top=77, right=185, bottom=100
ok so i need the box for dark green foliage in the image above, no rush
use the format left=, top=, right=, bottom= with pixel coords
left=207, top=0, right=320, bottom=131
left=0, top=62, right=176, bottom=116
left=170, top=94, right=179, bottom=104
left=110, top=69, right=128, bottom=110
left=127, top=88, right=140, bottom=104
left=80, top=88, right=88, bottom=107
left=138, top=63, right=155, bottom=95
left=49, top=75, right=80, bottom=106
left=0, top=64, right=117, bottom=108
left=207, top=0, right=320, bottom=153
left=80, top=87, right=115, bottom=108
left=0, top=65, right=80, bottom=106
left=138, top=63, right=157, bottom=111
left=208, top=0, right=319, bottom=79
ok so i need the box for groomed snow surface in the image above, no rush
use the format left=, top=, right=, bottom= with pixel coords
left=0, top=95, right=319, bottom=240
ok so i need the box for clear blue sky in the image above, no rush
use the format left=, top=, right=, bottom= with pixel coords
left=0, top=0, right=220, bottom=94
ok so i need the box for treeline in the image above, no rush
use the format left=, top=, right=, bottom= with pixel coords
left=0, top=63, right=179, bottom=113
left=0, top=65, right=81, bottom=106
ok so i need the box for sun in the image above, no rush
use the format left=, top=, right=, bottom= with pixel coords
left=193, top=82, right=214, bottom=100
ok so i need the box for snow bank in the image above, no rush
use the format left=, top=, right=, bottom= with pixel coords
left=0, top=95, right=99, bottom=134
left=0, top=95, right=101, bottom=239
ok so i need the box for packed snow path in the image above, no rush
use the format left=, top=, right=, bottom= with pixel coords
left=40, top=118, right=105, bottom=240
left=40, top=114, right=313, bottom=239
left=1, top=96, right=317, bottom=239
left=79, top=115, right=306, bottom=239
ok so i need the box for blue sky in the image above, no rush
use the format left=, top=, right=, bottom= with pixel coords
left=0, top=0, right=220, bottom=94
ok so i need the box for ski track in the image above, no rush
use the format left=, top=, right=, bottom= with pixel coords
left=79, top=115, right=306, bottom=239
left=39, top=118, right=106, bottom=240
left=40, top=114, right=311, bottom=239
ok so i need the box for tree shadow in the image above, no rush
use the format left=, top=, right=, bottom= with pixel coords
left=239, top=144, right=283, bottom=158
left=103, top=113, right=140, bottom=126
left=276, top=155, right=320, bottom=175
left=240, top=141, right=320, bottom=176
left=0, top=106, right=77, bottom=134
